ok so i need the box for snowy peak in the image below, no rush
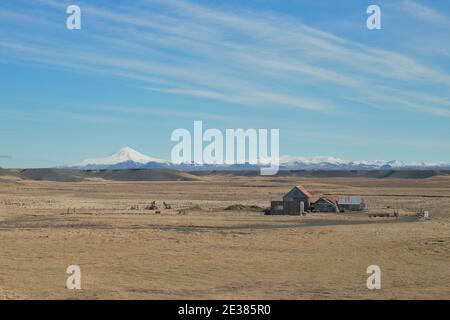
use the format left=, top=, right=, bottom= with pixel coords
left=112, top=147, right=160, bottom=164
left=75, top=147, right=166, bottom=167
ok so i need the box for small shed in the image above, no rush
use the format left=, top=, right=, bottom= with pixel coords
left=313, top=196, right=339, bottom=213
left=337, top=196, right=365, bottom=212
left=283, top=185, right=313, bottom=209
left=270, top=201, right=285, bottom=215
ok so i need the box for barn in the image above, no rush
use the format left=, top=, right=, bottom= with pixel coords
left=337, top=196, right=365, bottom=212
left=270, top=185, right=313, bottom=215
left=313, top=196, right=339, bottom=213
left=283, top=185, right=313, bottom=210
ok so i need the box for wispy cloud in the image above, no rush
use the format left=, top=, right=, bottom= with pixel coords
left=0, top=109, right=42, bottom=122
left=91, top=104, right=236, bottom=122
left=285, top=129, right=369, bottom=146
left=145, top=87, right=228, bottom=100
left=1, top=0, right=449, bottom=117
left=400, top=0, right=449, bottom=27
left=0, top=107, right=121, bottom=124
left=50, top=111, right=121, bottom=124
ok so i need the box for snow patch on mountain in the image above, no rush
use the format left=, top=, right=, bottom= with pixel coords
left=74, top=147, right=167, bottom=167
left=279, top=156, right=347, bottom=165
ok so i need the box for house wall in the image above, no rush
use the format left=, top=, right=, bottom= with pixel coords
left=270, top=200, right=305, bottom=215
left=282, top=200, right=303, bottom=215
left=313, top=199, right=338, bottom=212
left=339, top=203, right=365, bottom=212
left=270, top=201, right=285, bottom=215
left=283, top=190, right=310, bottom=208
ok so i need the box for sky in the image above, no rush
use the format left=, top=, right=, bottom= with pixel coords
left=0, top=0, right=449, bottom=168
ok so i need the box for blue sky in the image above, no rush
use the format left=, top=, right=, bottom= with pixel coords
left=0, top=0, right=449, bottom=168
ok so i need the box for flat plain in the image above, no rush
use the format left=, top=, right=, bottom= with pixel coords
left=0, top=172, right=449, bottom=299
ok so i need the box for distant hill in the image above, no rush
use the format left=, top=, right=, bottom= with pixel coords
left=1, top=168, right=449, bottom=181
left=0, top=169, right=201, bottom=182
left=189, top=169, right=450, bottom=179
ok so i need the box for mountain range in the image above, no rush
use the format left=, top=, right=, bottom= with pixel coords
left=67, top=147, right=450, bottom=170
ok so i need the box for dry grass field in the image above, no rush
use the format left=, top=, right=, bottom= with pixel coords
left=0, top=173, right=449, bottom=299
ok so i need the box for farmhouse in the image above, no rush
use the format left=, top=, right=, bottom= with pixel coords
left=270, top=185, right=313, bottom=215
left=269, top=186, right=365, bottom=215
left=283, top=185, right=313, bottom=206
left=312, top=196, right=339, bottom=213
left=337, top=196, right=365, bottom=212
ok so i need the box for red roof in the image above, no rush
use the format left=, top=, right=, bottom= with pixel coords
left=294, top=185, right=313, bottom=198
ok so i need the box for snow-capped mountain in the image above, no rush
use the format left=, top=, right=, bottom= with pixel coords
left=69, top=147, right=450, bottom=170
left=72, top=147, right=169, bottom=169
left=278, top=156, right=449, bottom=170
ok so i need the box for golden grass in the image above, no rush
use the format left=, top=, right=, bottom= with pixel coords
left=0, top=175, right=449, bottom=299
